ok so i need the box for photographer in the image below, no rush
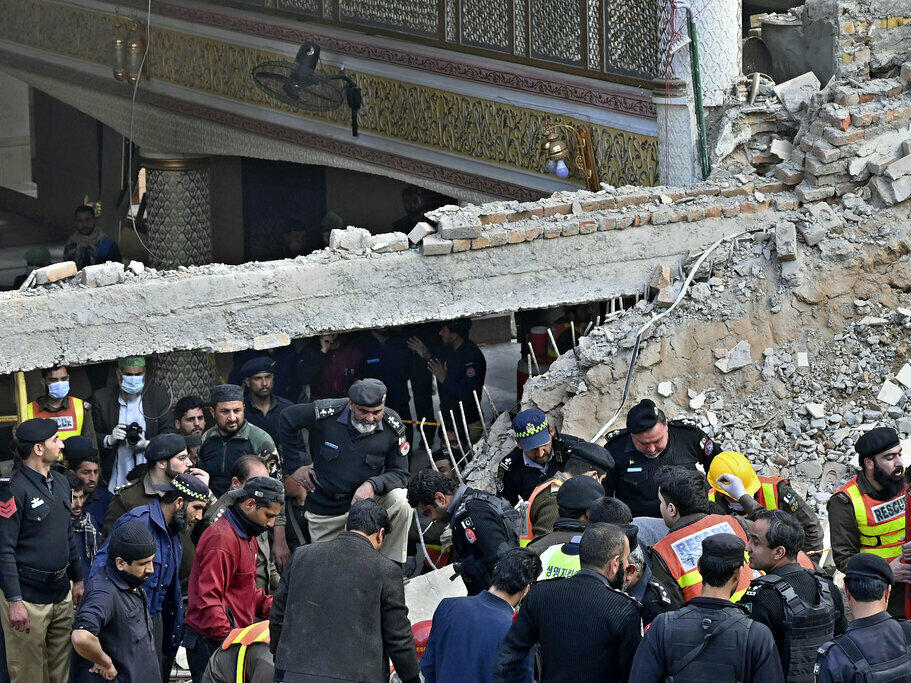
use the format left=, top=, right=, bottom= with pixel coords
left=91, top=357, right=172, bottom=491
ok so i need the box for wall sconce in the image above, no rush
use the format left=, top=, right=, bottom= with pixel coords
left=540, top=122, right=601, bottom=192
left=113, top=19, right=147, bottom=85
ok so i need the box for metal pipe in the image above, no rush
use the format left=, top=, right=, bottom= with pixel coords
left=483, top=386, right=498, bottom=415
left=437, top=410, right=463, bottom=483
left=418, top=418, right=438, bottom=472
left=414, top=514, right=438, bottom=570
left=570, top=321, right=577, bottom=347
left=472, top=391, right=489, bottom=439
left=449, top=409, right=468, bottom=462
left=546, top=328, right=560, bottom=358
left=686, top=8, right=711, bottom=180
left=527, top=343, right=540, bottom=374
left=458, top=401, right=474, bottom=454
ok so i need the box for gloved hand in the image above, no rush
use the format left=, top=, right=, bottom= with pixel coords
left=106, top=425, right=127, bottom=447
left=133, top=437, right=149, bottom=451
left=716, top=473, right=748, bottom=500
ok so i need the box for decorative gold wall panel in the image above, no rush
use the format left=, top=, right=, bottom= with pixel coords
left=0, top=0, right=658, bottom=186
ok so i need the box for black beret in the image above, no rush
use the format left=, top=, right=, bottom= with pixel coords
left=239, top=356, right=274, bottom=379
left=17, top=418, right=58, bottom=444
left=565, top=441, right=613, bottom=472
left=242, top=475, right=285, bottom=504
left=144, top=433, right=187, bottom=464
left=845, top=552, right=893, bottom=585
left=556, top=475, right=605, bottom=512
left=183, top=434, right=202, bottom=449
left=349, top=379, right=387, bottom=408
left=63, top=436, right=98, bottom=465
left=210, top=384, right=244, bottom=405
left=701, top=533, right=745, bottom=563
left=855, top=427, right=901, bottom=464
left=108, top=519, right=157, bottom=564
left=626, top=399, right=663, bottom=434
left=621, top=523, right=639, bottom=549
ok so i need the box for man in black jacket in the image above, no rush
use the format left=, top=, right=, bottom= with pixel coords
left=494, top=523, right=640, bottom=682
left=269, top=499, right=419, bottom=683
left=630, top=533, right=784, bottom=682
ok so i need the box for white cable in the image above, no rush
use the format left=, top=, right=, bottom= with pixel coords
left=126, top=0, right=155, bottom=258
left=589, top=229, right=757, bottom=443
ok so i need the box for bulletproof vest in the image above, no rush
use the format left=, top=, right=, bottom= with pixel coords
left=458, top=489, right=522, bottom=545
left=828, top=629, right=911, bottom=683
left=755, top=573, right=837, bottom=682
left=661, top=603, right=751, bottom=682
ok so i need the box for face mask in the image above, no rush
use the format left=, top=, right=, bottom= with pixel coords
left=120, top=376, right=144, bottom=395
left=48, top=381, right=69, bottom=399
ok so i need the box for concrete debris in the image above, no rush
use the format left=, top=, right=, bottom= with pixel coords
left=715, top=340, right=753, bottom=373
left=656, top=283, right=682, bottom=308
left=896, top=364, right=911, bottom=389
left=126, top=261, right=144, bottom=275
left=421, top=234, right=454, bottom=256
left=774, top=221, right=798, bottom=261
left=368, top=232, right=408, bottom=253
left=33, top=262, right=77, bottom=285
left=877, top=380, right=905, bottom=406
left=329, top=227, right=371, bottom=251
left=80, top=262, right=125, bottom=288
left=805, top=403, right=825, bottom=419
left=773, top=72, right=821, bottom=113
left=797, top=352, right=809, bottom=367
left=657, top=381, right=674, bottom=397
left=650, top=265, right=672, bottom=291
left=690, top=393, right=706, bottom=410
left=407, top=222, right=435, bottom=245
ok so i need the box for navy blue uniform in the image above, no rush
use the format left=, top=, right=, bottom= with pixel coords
left=436, top=340, right=486, bottom=424
left=605, top=420, right=722, bottom=518
left=279, top=399, right=409, bottom=516
left=244, top=395, right=293, bottom=444
left=0, top=465, right=82, bottom=604
left=72, top=563, right=160, bottom=683
left=815, top=611, right=911, bottom=682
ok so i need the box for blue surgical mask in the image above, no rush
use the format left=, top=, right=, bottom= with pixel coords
left=120, top=375, right=144, bottom=395
left=48, top=381, right=69, bottom=399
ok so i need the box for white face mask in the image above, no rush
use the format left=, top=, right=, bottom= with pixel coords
left=120, top=375, right=144, bottom=395
left=48, top=381, right=70, bottom=399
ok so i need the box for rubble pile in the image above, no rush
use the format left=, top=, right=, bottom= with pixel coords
left=469, top=195, right=911, bottom=516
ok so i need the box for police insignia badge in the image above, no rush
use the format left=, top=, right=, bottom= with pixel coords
left=465, top=528, right=477, bottom=543
left=704, top=439, right=714, bottom=457
left=782, top=490, right=799, bottom=513
left=400, top=442, right=410, bottom=456
left=466, top=364, right=476, bottom=378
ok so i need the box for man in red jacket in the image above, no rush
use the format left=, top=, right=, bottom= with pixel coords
left=183, top=476, right=284, bottom=683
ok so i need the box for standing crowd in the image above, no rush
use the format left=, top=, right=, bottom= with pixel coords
left=1, top=326, right=911, bottom=682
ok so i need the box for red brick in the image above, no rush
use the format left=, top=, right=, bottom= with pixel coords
left=686, top=208, right=706, bottom=222
left=480, top=212, right=507, bottom=225
left=632, top=212, right=651, bottom=227
left=722, top=205, right=741, bottom=218
left=615, top=194, right=649, bottom=208
left=720, top=183, right=754, bottom=198
left=704, top=205, right=722, bottom=219
left=685, top=187, right=721, bottom=198
left=542, top=202, right=572, bottom=217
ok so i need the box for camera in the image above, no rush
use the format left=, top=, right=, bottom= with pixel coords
left=125, top=422, right=143, bottom=446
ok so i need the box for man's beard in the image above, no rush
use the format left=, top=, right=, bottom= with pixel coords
left=352, top=418, right=378, bottom=435
left=165, top=465, right=181, bottom=479
left=170, top=507, right=188, bottom=535
left=873, top=461, right=905, bottom=497
left=607, top=567, right=625, bottom=591
left=220, top=421, right=242, bottom=436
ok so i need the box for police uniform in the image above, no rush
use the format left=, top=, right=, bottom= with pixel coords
left=358, top=332, right=422, bottom=443
left=629, top=534, right=785, bottom=682
left=278, top=379, right=413, bottom=563
left=827, top=427, right=908, bottom=618
left=740, top=563, right=846, bottom=680
left=0, top=418, right=84, bottom=683
left=447, top=484, right=520, bottom=595
left=605, top=400, right=722, bottom=518
left=239, top=357, right=294, bottom=444
left=815, top=554, right=911, bottom=682
left=436, top=331, right=486, bottom=426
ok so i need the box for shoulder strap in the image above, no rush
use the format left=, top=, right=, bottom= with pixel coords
left=755, top=573, right=808, bottom=615
left=667, top=611, right=748, bottom=678
left=833, top=635, right=872, bottom=675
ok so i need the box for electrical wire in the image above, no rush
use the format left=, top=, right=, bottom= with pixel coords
left=126, top=0, right=155, bottom=258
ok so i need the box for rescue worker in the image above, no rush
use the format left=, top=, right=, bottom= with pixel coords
left=279, top=378, right=413, bottom=564
left=26, top=365, right=96, bottom=445
left=407, top=468, right=519, bottom=595
left=0, top=418, right=85, bottom=682
left=815, top=553, right=911, bottom=682
left=201, top=621, right=273, bottom=683
left=827, top=426, right=908, bottom=617
left=741, top=510, right=846, bottom=681
left=497, top=408, right=613, bottom=508
left=71, top=520, right=159, bottom=683
left=630, top=534, right=785, bottom=682
left=649, top=466, right=753, bottom=607
left=527, top=475, right=604, bottom=579
left=708, top=450, right=824, bottom=553
left=605, top=399, right=722, bottom=518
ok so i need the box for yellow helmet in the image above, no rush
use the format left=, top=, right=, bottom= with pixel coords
left=707, top=450, right=760, bottom=499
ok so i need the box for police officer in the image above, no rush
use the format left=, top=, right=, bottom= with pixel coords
left=240, top=357, right=293, bottom=444
left=0, top=418, right=85, bottom=682
left=71, top=519, right=159, bottom=682
left=279, top=378, right=413, bottom=563
left=528, top=476, right=603, bottom=579
left=741, top=509, right=845, bottom=680
left=815, top=553, right=911, bottom=681
left=497, top=408, right=613, bottom=507
left=407, top=468, right=519, bottom=595
left=827, top=426, right=908, bottom=617
left=605, top=399, right=722, bottom=518
left=630, top=534, right=785, bottom=682
left=708, top=450, right=824, bottom=553
left=622, top=525, right=674, bottom=628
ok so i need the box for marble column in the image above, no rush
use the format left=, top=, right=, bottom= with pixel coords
left=653, top=78, right=700, bottom=186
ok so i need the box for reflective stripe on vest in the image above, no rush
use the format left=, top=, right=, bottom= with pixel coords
left=25, top=397, right=84, bottom=440
left=221, top=621, right=270, bottom=683
left=538, top=540, right=581, bottom=581
left=520, top=478, right=563, bottom=544
left=835, top=476, right=906, bottom=559
left=652, top=514, right=754, bottom=602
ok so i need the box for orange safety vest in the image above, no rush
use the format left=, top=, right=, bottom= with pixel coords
left=25, top=397, right=85, bottom=440
left=835, top=476, right=906, bottom=560
left=709, top=475, right=785, bottom=510
left=652, top=514, right=755, bottom=602
left=520, top=478, right=564, bottom=546
left=221, top=621, right=270, bottom=683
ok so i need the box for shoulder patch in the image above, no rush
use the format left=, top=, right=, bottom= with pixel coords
left=603, top=429, right=629, bottom=447
left=650, top=579, right=672, bottom=605
left=0, top=477, right=10, bottom=487
left=0, top=497, right=15, bottom=518
left=781, top=489, right=799, bottom=513
left=382, top=411, right=406, bottom=437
